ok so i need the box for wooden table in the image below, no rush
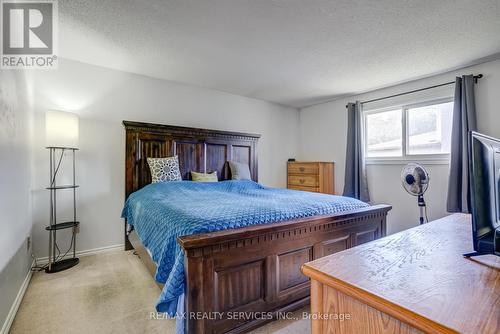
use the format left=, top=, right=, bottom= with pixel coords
left=302, top=214, right=500, bottom=334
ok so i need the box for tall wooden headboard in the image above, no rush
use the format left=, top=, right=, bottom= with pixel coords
left=123, top=121, right=260, bottom=249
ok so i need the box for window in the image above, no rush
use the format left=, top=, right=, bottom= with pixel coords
left=407, top=102, right=453, bottom=155
left=364, top=99, right=453, bottom=161
left=366, top=109, right=402, bottom=158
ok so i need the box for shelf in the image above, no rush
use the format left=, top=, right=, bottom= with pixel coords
left=45, top=146, right=79, bottom=273
left=46, top=185, right=79, bottom=190
left=45, top=221, right=80, bottom=231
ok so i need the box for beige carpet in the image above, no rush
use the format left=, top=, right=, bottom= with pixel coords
left=10, top=250, right=310, bottom=334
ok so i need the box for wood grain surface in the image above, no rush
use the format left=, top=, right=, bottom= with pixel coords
left=302, top=214, right=500, bottom=334
left=287, top=162, right=335, bottom=194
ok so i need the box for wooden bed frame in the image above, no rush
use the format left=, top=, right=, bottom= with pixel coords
left=123, top=121, right=391, bottom=334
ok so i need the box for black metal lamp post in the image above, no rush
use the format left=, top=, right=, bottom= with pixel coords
left=45, top=111, right=80, bottom=273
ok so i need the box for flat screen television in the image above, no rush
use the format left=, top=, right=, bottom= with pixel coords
left=465, top=131, right=500, bottom=257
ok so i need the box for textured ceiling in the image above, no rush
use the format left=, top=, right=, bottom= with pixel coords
left=59, top=0, right=500, bottom=108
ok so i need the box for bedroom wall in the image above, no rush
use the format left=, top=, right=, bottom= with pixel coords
left=299, top=58, right=500, bottom=234
left=30, top=58, right=300, bottom=259
left=0, top=71, right=34, bottom=331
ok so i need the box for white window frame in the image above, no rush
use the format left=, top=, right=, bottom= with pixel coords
left=364, top=97, right=453, bottom=165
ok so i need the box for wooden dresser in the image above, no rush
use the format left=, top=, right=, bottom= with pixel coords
left=302, top=214, right=500, bottom=334
left=287, top=161, right=334, bottom=194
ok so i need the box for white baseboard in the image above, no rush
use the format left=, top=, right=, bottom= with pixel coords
left=0, top=262, right=33, bottom=334
left=36, top=244, right=124, bottom=265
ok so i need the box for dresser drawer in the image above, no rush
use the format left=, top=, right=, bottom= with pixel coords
left=288, top=174, right=319, bottom=187
left=288, top=185, right=319, bottom=193
left=288, top=163, right=319, bottom=175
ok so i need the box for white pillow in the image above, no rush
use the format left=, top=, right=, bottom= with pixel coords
left=228, top=160, right=252, bottom=180
left=147, top=156, right=182, bottom=183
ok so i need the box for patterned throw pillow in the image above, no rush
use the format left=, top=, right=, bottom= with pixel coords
left=228, top=160, right=252, bottom=180
left=147, top=156, right=182, bottom=183
left=191, top=171, right=218, bottom=182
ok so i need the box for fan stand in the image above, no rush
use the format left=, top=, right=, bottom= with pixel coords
left=418, top=194, right=426, bottom=225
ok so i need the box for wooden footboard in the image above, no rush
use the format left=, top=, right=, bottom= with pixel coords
left=178, top=204, right=391, bottom=334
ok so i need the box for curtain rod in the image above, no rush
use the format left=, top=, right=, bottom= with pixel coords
left=345, top=74, right=483, bottom=108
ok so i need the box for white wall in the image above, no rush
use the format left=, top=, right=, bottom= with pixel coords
left=31, top=59, right=299, bottom=258
left=0, top=71, right=33, bottom=271
left=0, top=71, right=34, bottom=328
left=299, top=58, right=500, bottom=234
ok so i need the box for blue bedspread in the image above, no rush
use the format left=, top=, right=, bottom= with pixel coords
left=121, top=180, right=368, bottom=314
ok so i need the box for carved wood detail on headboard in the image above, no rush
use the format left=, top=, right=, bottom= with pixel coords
left=123, top=121, right=260, bottom=249
left=124, top=121, right=260, bottom=198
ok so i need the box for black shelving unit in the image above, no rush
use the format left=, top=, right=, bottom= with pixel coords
left=46, top=147, right=79, bottom=273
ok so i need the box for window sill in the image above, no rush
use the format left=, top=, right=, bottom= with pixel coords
left=366, top=158, right=450, bottom=165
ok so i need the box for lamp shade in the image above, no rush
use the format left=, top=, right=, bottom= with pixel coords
left=45, top=111, right=79, bottom=149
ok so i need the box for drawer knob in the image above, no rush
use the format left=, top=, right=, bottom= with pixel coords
left=299, top=179, right=305, bottom=184
left=299, top=167, right=305, bottom=172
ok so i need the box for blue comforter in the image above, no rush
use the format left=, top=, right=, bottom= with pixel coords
left=121, top=180, right=368, bottom=314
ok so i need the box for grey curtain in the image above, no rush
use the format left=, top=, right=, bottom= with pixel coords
left=446, top=75, right=477, bottom=213
left=343, top=101, right=370, bottom=202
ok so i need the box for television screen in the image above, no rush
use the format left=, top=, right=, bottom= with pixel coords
left=467, top=131, right=500, bottom=256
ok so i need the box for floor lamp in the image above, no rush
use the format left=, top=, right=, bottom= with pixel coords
left=45, top=110, right=80, bottom=273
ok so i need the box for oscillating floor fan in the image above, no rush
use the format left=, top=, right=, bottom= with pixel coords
left=401, top=163, right=430, bottom=225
